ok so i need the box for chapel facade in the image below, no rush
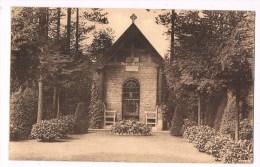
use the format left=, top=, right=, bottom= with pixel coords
left=96, top=14, right=164, bottom=131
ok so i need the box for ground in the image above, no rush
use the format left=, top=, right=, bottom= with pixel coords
left=9, top=130, right=216, bottom=163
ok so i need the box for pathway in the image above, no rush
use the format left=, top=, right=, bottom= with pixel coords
left=9, top=130, right=216, bottom=163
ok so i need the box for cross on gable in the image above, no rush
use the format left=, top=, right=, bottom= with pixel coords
left=130, top=14, right=137, bottom=23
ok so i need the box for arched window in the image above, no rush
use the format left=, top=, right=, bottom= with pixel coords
left=122, top=79, right=140, bottom=119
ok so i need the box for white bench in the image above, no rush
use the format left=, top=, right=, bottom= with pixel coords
left=144, top=106, right=158, bottom=127
left=103, top=104, right=117, bottom=126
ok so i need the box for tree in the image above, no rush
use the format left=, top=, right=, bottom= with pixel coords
left=88, top=28, right=114, bottom=62
left=168, top=10, right=254, bottom=140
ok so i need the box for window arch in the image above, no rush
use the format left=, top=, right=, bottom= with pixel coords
left=122, top=78, right=140, bottom=119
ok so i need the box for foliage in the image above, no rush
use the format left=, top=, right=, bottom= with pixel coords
left=181, top=119, right=197, bottom=135
left=183, top=125, right=216, bottom=152
left=183, top=125, right=253, bottom=163
left=110, top=119, right=152, bottom=136
left=10, top=87, right=38, bottom=140
left=204, top=134, right=232, bottom=160
left=220, top=139, right=253, bottom=163
left=213, top=94, right=227, bottom=131
left=88, top=28, right=114, bottom=62
left=60, top=114, right=75, bottom=134
left=11, top=7, right=110, bottom=123
left=157, top=11, right=254, bottom=134
left=73, top=102, right=89, bottom=134
left=10, top=124, right=32, bottom=141
left=30, top=117, right=72, bottom=142
left=170, top=107, right=184, bottom=136
left=239, top=118, right=253, bottom=140
left=219, top=90, right=236, bottom=138
left=89, top=73, right=104, bottom=129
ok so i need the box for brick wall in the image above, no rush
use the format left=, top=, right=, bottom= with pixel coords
left=104, top=52, right=159, bottom=122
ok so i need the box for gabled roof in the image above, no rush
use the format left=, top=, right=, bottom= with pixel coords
left=96, top=23, right=164, bottom=69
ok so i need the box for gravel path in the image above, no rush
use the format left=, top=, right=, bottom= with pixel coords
left=9, top=130, right=216, bottom=163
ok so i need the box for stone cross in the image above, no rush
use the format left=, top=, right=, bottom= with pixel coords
left=130, top=14, right=137, bottom=23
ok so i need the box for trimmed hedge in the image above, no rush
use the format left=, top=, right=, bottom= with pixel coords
left=170, top=106, right=184, bottom=136
left=73, top=102, right=89, bottom=134
left=10, top=88, right=38, bottom=140
left=110, top=119, right=152, bottom=136
left=219, top=90, right=236, bottom=138
left=60, top=114, right=75, bottom=134
left=89, top=73, right=104, bottom=129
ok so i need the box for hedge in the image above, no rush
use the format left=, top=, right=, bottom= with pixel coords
left=183, top=119, right=253, bottom=163
left=10, top=87, right=38, bottom=140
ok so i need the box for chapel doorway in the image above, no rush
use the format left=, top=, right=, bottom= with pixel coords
left=122, top=79, right=140, bottom=120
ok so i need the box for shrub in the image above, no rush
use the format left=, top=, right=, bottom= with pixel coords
left=170, top=106, right=184, bottom=136
left=239, top=119, right=253, bottom=140
left=10, top=124, right=31, bottom=140
left=10, top=87, right=38, bottom=140
left=183, top=125, right=216, bottom=152
left=213, top=95, right=227, bottom=131
left=204, top=134, right=231, bottom=161
left=183, top=124, right=253, bottom=163
left=89, top=100, right=104, bottom=129
left=60, top=114, right=75, bottom=134
left=31, top=118, right=70, bottom=142
left=110, top=119, right=152, bottom=136
left=220, top=139, right=253, bottom=163
left=73, top=102, right=89, bottom=134
left=181, top=119, right=197, bottom=136
left=89, top=74, right=104, bottom=129
left=219, top=90, right=236, bottom=138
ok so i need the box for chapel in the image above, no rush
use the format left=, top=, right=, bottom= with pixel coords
left=96, top=14, right=164, bottom=131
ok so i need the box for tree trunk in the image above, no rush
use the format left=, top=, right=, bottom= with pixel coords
left=75, top=8, right=79, bottom=52
left=66, top=8, right=71, bottom=53
left=57, top=8, right=61, bottom=42
left=52, top=86, right=57, bottom=118
left=38, top=8, right=48, bottom=41
left=46, top=8, right=49, bottom=39
left=37, top=76, right=44, bottom=123
left=235, top=89, right=240, bottom=140
left=170, top=10, right=175, bottom=64
left=56, top=88, right=61, bottom=119
left=197, top=94, right=202, bottom=126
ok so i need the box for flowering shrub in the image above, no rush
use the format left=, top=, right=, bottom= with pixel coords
left=31, top=117, right=71, bottom=142
left=110, top=119, right=152, bottom=136
left=183, top=125, right=216, bottom=152
left=183, top=124, right=253, bottom=163
left=181, top=119, right=197, bottom=136
left=239, top=119, right=253, bottom=140
left=183, top=126, right=199, bottom=142
left=220, top=139, right=253, bottom=163
left=193, top=126, right=216, bottom=152
left=204, top=134, right=231, bottom=160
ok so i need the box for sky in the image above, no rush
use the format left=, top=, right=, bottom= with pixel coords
left=56, top=8, right=170, bottom=56
left=104, top=9, right=170, bottom=56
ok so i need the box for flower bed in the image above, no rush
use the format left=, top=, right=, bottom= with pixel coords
left=110, top=119, right=152, bottom=136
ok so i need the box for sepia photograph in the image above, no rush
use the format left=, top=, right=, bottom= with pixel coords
left=2, top=2, right=257, bottom=166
